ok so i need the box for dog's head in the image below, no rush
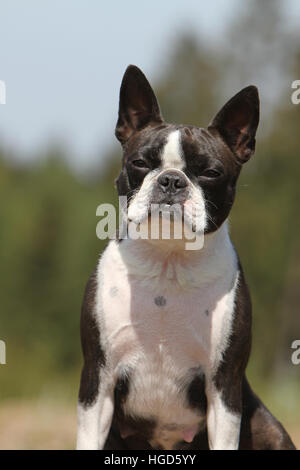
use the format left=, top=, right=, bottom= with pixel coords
left=115, top=65, right=259, bottom=234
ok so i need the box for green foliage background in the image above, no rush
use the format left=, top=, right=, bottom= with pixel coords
left=0, top=0, right=299, bottom=424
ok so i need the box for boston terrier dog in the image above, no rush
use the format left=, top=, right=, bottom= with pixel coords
left=77, top=65, right=295, bottom=450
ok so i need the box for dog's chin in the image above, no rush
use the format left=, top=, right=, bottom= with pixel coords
left=127, top=203, right=205, bottom=248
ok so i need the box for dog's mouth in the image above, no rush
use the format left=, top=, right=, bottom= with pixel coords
left=147, top=201, right=184, bottom=214
left=150, top=192, right=189, bottom=206
left=126, top=193, right=206, bottom=240
left=146, top=202, right=200, bottom=234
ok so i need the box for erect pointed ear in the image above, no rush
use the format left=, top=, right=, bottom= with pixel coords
left=115, top=65, right=163, bottom=144
left=208, top=86, right=259, bottom=163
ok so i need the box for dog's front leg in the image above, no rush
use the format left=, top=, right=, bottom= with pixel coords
left=206, top=383, right=242, bottom=450
left=77, top=368, right=115, bottom=450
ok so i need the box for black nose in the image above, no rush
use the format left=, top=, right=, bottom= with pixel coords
left=157, top=171, right=188, bottom=193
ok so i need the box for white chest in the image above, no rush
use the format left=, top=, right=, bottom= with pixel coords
left=95, top=230, right=238, bottom=448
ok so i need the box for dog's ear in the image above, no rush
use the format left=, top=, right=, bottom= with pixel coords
left=115, top=65, right=163, bottom=144
left=208, top=86, right=259, bottom=163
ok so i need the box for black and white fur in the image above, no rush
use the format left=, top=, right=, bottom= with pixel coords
left=76, top=66, right=295, bottom=450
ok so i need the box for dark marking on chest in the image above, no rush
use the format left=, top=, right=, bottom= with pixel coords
left=154, top=295, right=167, bottom=307
left=110, top=286, right=118, bottom=297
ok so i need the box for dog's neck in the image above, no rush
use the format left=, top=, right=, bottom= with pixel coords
left=118, top=221, right=237, bottom=289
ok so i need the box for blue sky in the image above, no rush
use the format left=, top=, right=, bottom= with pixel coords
left=0, top=0, right=299, bottom=170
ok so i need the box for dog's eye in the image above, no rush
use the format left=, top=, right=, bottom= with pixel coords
left=132, top=159, right=149, bottom=169
left=201, top=169, right=221, bottom=178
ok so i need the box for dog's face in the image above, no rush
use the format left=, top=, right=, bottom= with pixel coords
left=116, top=66, right=259, bottom=234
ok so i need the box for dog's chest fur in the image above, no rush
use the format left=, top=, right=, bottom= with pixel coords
left=95, top=225, right=239, bottom=448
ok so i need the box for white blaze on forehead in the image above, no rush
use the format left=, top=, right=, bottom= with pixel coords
left=161, top=130, right=183, bottom=169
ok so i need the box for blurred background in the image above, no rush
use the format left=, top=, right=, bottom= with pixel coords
left=0, top=0, right=300, bottom=449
